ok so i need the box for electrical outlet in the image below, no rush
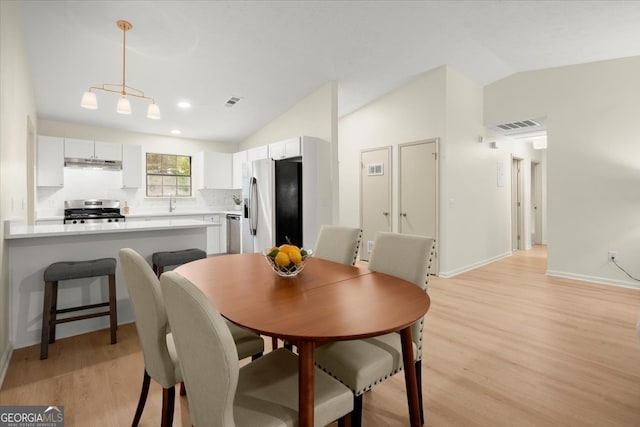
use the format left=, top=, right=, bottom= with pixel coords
left=608, top=251, right=618, bottom=262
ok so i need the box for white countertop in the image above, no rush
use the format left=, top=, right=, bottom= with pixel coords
left=35, top=210, right=242, bottom=222
left=5, top=218, right=215, bottom=240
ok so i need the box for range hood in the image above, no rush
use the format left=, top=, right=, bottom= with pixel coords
left=64, top=157, right=122, bottom=170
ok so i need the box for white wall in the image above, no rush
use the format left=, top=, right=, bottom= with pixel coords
left=339, top=67, right=446, bottom=231
left=485, top=56, right=640, bottom=289
left=36, top=120, right=240, bottom=217
left=240, top=81, right=336, bottom=149
left=440, top=67, right=513, bottom=276
left=0, top=0, right=38, bottom=383
left=339, top=66, right=519, bottom=277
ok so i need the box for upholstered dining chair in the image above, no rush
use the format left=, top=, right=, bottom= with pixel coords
left=313, top=225, right=362, bottom=265
left=313, top=232, right=436, bottom=427
left=118, top=248, right=265, bottom=427
left=159, top=270, right=354, bottom=427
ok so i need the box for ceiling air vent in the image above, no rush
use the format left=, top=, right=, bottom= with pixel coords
left=225, top=97, right=241, bottom=108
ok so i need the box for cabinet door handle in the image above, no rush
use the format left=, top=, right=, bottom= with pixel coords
left=382, top=212, right=389, bottom=216
left=400, top=212, right=407, bottom=217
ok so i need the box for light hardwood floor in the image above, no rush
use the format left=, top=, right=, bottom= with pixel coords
left=1, top=246, right=639, bottom=426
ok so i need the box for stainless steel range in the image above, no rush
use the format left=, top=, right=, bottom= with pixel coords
left=64, top=199, right=126, bottom=224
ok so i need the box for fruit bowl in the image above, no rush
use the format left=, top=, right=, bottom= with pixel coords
left=263, top=245, right=312, bottom=277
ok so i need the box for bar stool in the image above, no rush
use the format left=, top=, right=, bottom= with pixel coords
left=151, top=248, right=207, bottom=277
left=41, top=258, right=118, bottom=360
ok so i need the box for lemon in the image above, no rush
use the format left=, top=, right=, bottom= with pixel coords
left=278, top=244, right=294, bottom=255
left=289, top=249, right=302, bottom=265
left=274, top=251, right=290, bottom=267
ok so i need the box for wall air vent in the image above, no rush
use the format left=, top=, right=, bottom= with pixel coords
left=496, top=120, right=539, bottom=131
left=489, top=117, right=546, bottom=137
left=225, top=97, right=241, bottom=108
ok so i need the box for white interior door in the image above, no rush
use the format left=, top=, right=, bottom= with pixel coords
left=360, top=147, right=391, bottom=261
left=511, top=157, right=524, bottom=251
left=531, top=161, right=542, bottom=245
left=398, top=139, right=438, bottom=273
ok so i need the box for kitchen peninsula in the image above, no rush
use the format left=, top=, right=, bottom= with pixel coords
left=5, top=218, right=212, bottom=349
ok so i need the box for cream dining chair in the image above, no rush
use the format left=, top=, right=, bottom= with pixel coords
left=118, top=248, right=265, bottom=427
left=313, top=225, right=362, bottom=265
left=313, top=232, right=436, bottom=427
left=159, top=270, right=354, bottom=427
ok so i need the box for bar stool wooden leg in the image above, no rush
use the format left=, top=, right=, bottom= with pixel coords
left=153, top=265, right=164, bottom=277
left=40, top=281, right=54, bottom=360
left=108, top=273, right=117, bottom=344
left=49, top=281, right=58, bottom=343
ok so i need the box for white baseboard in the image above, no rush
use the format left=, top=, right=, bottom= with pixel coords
left=546, top=270, right=640, bottom=290
left=438, top=251, right=513, bottom=278
left=0, top=343, right=14, bottom=390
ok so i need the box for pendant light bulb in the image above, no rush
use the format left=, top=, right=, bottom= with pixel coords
left=80, top=91, right=98, bottom=109
left=147, top=102, right=161, bottom=120
left=116, top=96, right=132, bottom=115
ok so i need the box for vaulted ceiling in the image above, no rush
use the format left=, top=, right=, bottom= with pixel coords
left=19, top=1, right=640, bottom=143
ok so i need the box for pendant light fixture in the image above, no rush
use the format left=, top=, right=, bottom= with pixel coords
left=80, top=20, right=160, bottom=119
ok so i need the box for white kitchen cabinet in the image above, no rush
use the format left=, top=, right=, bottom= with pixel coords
left=64, top=138, right=93, bottom=159
left=194, top=152, right=233, bottom=189
left=269, top=137, right=301, bottom=160
left=247, top=145, right=269, bottom=162
left=94, top=141, right=122, bottom=161
left=64, top=138, right=122, bottom=161
left=37, top=136, right=64, bottom=187
left=220, top=216, right=228, bottom=253
left=232, top=150, right=247, bottom=189
left=121, top=144, right=142, bottom=188
left=204, top=214, right=223, bottom=255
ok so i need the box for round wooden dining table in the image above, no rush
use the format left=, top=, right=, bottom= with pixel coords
left=175, top=252, right=431, bottom=427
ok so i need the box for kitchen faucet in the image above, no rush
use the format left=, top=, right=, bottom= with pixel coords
left=169, top=194, right=176, bottom=212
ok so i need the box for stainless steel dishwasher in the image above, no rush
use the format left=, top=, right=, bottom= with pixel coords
left=226, top=214, right=241, bottom=254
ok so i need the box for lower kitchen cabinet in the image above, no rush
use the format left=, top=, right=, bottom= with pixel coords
left=121, top=214, right=228, bottom=255
left=204, top=214, right=226, bottom=255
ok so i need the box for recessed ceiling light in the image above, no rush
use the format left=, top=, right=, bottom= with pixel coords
left=170, top=129, right=182, bottom=135
left=177, top=101, right=191, bottom=109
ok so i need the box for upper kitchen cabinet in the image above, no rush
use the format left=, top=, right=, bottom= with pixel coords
left=64, top=138, right=122, bottom=161
left=232, top=150, right=247, bottom=189
left=269, top=137, right=301, bottom=160
left=37, top=135, right=64, bottom=187
left=193, top=152, right=233, bottom=189
left=121, top=144, right=142, bottom=188
left=95, top=141, right=122, bottom=161
left=247, top=145, right=269, bottom=162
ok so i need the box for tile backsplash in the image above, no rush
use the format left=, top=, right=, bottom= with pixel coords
left=36, top=168, right=240, bottom=218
